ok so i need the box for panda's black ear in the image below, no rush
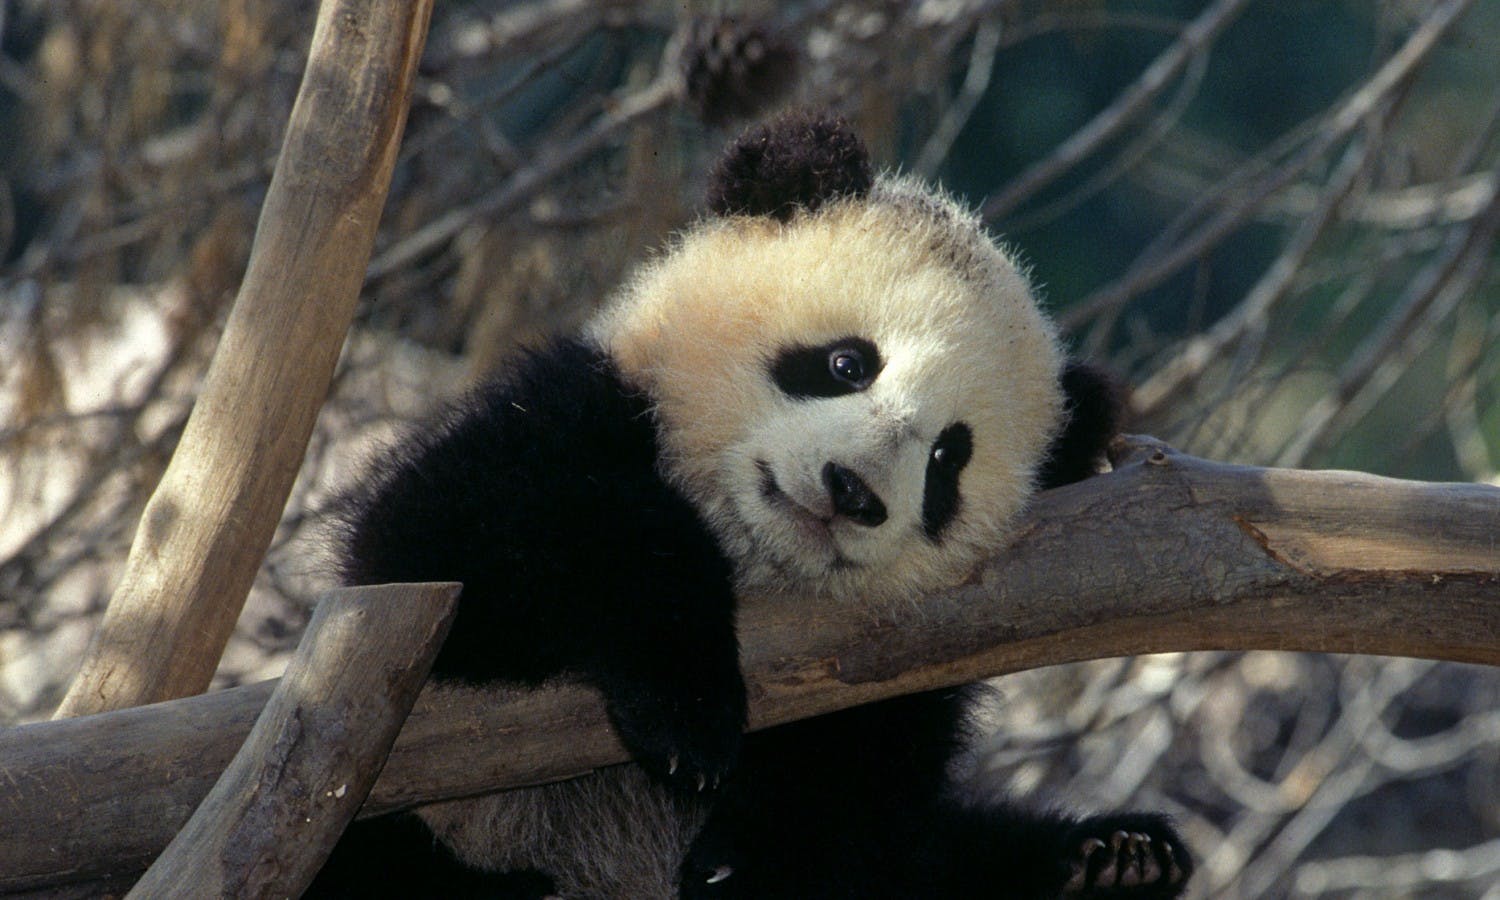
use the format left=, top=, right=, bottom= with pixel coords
left=706, top=111, right=873, bottom=221
left=1038, top=362, right=1126, bottom=490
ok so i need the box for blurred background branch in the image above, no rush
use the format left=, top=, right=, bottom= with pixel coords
left=1, top=1, right=1496, bottom=897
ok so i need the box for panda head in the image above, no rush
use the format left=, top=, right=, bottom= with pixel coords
left=590, top=113, right=1065, bottom=606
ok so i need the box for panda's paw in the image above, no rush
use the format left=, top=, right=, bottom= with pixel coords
left=608, top=687, right=744, bottom=792
left=1060, top=814, right=1191, bottom=898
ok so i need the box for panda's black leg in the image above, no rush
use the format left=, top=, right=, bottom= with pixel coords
left=680, top=691, right=976, bottom=899
left=1057, top=814, right=1192, bottom=898
left=938, top=805, right=1193, bottom=899
left=304, top=812, right=561, bottom=899
left=677, top=774, right=776, bottom=899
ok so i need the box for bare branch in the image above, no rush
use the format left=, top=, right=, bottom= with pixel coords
left=363, top=68, right=681, bottom=282
left=126, top=582, right=458, bottom=900
left=4, top=439, right=1496, bottom=892
left=1061, top=0, right=1479, bottom=333
left=913, top=21, right=1000, bottom=179
left=1275, top=173, right=1500, bottom=466
left=980, top=0, right=1252, bottom=224
left=1133, top=132, right=1376, bottom=418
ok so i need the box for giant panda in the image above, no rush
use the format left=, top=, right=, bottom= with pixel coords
left=308, top=113, right=1193, bottom=900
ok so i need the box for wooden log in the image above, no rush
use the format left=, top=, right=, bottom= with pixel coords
left=124, top=582, right=458, bottom=900
left=53, top=0, right=436, bottom=718
left=3, top=440, right=1497, bottom=892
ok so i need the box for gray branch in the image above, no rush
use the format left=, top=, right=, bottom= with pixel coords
left=1, top=438, right=1497, bottom=893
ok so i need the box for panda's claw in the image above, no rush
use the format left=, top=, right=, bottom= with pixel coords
left=1162, top=841, right=1186, bottom=884
left=706, top=865, right=734, bottom=884
left=604, top=673, right=744, bottom=793
left=1063, top=837, right=1104, bottom=892
left=1135, top=836, right=1162, bottom=885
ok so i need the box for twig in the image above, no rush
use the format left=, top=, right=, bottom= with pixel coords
left=364, top=69, right=678, bottom=283
left=914, top=21, right=1000, bottom=179
left=1061, top=0, right=1478, bottom=333
left=1133, top=130, right=1376, bottom=419
left=980, top=0, right=1252, bottom=224
left=1274, top=172, right=1500, bottom=467
left=1000, top=45, right=1208, bottom=234
left=1293, top=836, right=1500, bottom=894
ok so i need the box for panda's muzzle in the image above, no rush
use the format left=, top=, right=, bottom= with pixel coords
left=822, top=462, right=887, bottom=528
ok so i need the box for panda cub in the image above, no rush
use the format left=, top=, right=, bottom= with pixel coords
left=309, top=113, right=1192, bottom=899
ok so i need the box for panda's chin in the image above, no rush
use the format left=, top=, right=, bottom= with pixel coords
left=711, top=487, right=846, bottom=594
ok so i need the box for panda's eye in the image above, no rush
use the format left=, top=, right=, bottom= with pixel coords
left=922, top=422, right=973, bottom=540
left=829, top=349, right=867, bottom=385
left=771, top=337, right=882, bottom=399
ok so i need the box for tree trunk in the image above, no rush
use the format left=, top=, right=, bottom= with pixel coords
left=53, top=0, right=435, bottom=718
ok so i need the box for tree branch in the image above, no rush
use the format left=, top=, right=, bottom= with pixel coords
left=124, top=582, right=458, bottom=900
left=979, top=0, right=1252, bottom=224
left=1060, top=0, right=1478, bottom=333
left=3, top=439, right=1496, bottom=892
left=52, top=0, right=436, bottom=717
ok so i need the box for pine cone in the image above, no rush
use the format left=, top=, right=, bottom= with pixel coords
left=683, top=17, right=798, bottom=126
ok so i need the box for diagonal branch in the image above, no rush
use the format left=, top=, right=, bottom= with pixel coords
left=126, top=583, right=458, bottom=900
left=52, top=0, right=436, bottom=718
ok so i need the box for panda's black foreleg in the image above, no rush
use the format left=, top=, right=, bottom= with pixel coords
left=596, top=650, right=746, bottom=793
left=581, top=581, right=747, bottom=794
left=1057, top=814, right=1192, bottom=898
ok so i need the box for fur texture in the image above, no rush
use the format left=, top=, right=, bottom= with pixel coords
left=309, top=113, right=1191, bottom=900
left=592, top=172, right=1064, bottom=609
left=705, top=112, right=872, bottom=220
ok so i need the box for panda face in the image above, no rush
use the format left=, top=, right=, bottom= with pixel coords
left=592, top=177, right=1063, bottom=606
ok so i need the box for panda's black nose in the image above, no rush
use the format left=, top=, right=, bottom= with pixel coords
left=823, top=462, right=887, bottom=527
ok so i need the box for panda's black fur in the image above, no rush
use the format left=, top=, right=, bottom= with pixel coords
left=308, top=114, right=1191, bottom=900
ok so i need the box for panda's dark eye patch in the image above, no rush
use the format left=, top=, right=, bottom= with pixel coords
left=922, top=422, right=972, bottom=540
left=770, top=337, right=882, bottom=399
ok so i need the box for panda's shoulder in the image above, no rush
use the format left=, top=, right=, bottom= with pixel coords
left=337, top=338, right=672, bottom=583
left=360, top=339, right=650, bottom=487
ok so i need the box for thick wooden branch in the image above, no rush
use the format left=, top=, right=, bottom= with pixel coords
left=125, top=582, right=458, bottom=900
left=53, top=0, right=435, bottom=718
left=4, top=440, right=1497, bottom=892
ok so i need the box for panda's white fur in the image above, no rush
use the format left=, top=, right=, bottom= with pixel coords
left=407, top=175, right=1064, bottom=899
left=592, top=175, right=1064, bottom=607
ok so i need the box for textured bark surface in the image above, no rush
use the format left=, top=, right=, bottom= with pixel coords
left=3, top=439, right=1497, bottom=892
left=52, top=0, right=435, bottom=718
left=124, top=582, right=457, bottom=900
